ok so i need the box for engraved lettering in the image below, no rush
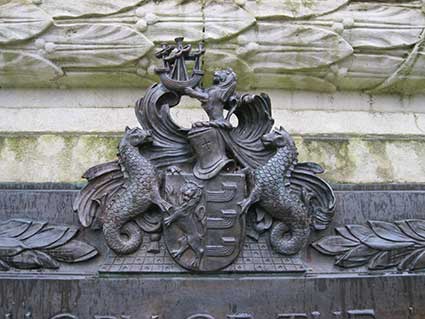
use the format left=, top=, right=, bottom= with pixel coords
left=227, top=314, right=253, bottom=319
left=347, top=309, right=376, bottom=319
left=277, top=314, right=308, bottom=319
left=50, top=314, right=78, bottom=319
left=186, top=315, right=215, bottom=319
left=332, top=312, right=343, bottom=319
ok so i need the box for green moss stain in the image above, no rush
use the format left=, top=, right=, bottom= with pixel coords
left=0, top=136, right=5, bottom=155
left=366, top=140, right=394, bottom=181
left=68, top=134, right=120, bottom=183
left=414, top=140, right=425, bottom=162
left=1, top=133, right=425, bottom=183
left=81, top=135, right=120, bottom=161
left=4, top=136, right=39, bottom=161
left=62, top=135, right=79, bottom=162
left=285, top=0, right=300, bottom=15
left=297, top=137, right=356, bottom=184
left=303, top=0, right=315, bottom=9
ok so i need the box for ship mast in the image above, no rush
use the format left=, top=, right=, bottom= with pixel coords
left=154, top=37, right=205, bottom=92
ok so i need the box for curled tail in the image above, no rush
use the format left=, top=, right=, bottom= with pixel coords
left=270, top=221, right=310, bottom=255
left=103, top=219, right=143, bottom=255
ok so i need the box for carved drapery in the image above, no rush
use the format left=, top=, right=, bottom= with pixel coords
left=1, top=0, right=425, bottom=94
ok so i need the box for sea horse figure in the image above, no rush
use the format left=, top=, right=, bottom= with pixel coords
left=74, top=127, right=172, bottom=255
left=239, top=127, right=333, bottom=255
left=102, top=127, right=172, bottom=255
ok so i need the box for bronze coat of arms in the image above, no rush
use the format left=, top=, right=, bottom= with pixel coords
left=73, top=38, right=335, bottom=272
left=163, top=173, right=246, bottom=271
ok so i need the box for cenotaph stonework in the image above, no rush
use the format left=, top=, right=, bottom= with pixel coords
left=0, top=1, right=425, bottom=318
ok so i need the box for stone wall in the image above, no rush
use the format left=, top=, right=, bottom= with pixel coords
left=1, top=0, right=425, bottom=184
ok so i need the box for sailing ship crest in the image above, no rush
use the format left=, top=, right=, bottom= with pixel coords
left=74, top=38, right=336, bottom=272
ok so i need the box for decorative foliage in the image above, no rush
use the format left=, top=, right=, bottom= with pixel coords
left=368, top=28, right=425, bottom=94
left=313, top=220, right=425, bottom=271
left=39, top=24, right=154, bottom=68
left=322, top=3, right=425, bottom=49
left=243, top=0, right=350, bottom=19
left=0, top=0, right=52, bottom=44
left=203, top=49, right=253, bottom=89
left=135, top=0, right=204, bottom=43
left=0, top=219, right=98, bottom=271
left=317, top=1, right=425, bottom=93
left=0, top=0, right=425, bottom=92
left=39, top=0, right=143, bottom=18
left=333, top=53, right=404, bottom=91
left=136, top=0, right=254, bottom=43
left=237, top=23, right=353, bottom=71
left=0, top=51, right=64, bottom=84
left=203, top=1, right=255, bottom=41
left=251, top=73, right=338, bottom=92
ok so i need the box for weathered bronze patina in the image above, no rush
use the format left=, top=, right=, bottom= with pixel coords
left=74, top=38, right=335, bottom=272
left=1, top=38, right=424, bottom=319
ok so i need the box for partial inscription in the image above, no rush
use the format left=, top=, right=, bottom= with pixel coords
left=2, top=309, right=380, bottom=319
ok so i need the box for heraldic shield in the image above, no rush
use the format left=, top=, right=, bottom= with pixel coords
left=163, top=172, right=246, bottom=272
left=74, top=37, right=335, bottom=274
